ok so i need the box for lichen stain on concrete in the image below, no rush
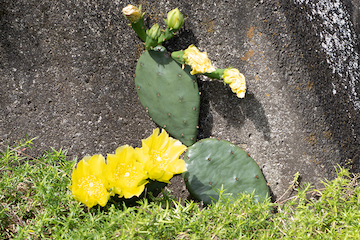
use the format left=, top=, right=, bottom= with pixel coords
left=200, top=18, right=215, bottom=33
left=304, top=133, right=318, bottom=145
left=240, top=49, right=255, bottom=62
left=323, top=130, right=333, bottom=140
left=306, top=81, right=314, bottom=90
left=246, top=26, right=255, bottom=39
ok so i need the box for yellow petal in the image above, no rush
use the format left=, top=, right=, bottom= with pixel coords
left=105, top=145, right=148, bottom=199
left=156, top=171, right=174, bottom=183
left=88, top=155, right=107, bottom=176
left=137, top=128, right=187, bottom=183
left=166, top=159, right=187, bottom=174
left=70, top=155, right=110, bottom=208
left=142, top=128, right=159, bottom=149
left=122, top=182, right=148, bottom=199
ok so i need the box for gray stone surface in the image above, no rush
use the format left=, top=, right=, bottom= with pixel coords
left=1, top=0, right=360, bottom=199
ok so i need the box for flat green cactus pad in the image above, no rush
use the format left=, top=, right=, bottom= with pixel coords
left=135, top=50, right=200, bottom=146
left=183, top=138, right=270, bottom=204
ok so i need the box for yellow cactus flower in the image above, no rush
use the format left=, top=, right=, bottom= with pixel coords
left=122, top=4, right=142, bottom=23
left=136, top=128, right=187, bottom=183
left=183, top=45, right=216, bottom=75
left=105, top=145, right=148, bottom=199
left=69, top=155, right=110, bottom=208
left=223, top=68, right=246, bottom=98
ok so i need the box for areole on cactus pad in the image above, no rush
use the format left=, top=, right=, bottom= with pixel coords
left=135, top=49, right=200, bottom=146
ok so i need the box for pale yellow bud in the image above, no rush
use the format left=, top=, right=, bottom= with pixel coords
left=223, top=68, right=246, bottom=98
left=237, top=91, right=246, bottom=98
left=122, top=4, right=141, bottom=23
left=230, top=80, right=242, bottom=90
left=183, top=45, right=216, bottom=75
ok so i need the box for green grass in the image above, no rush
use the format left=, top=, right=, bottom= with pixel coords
left=1, top=138, right=360, bottom=239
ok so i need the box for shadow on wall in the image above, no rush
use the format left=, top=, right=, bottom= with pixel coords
left=197, top=79, right=271, bottom=142
left=164, top=25, right=271, bottom=142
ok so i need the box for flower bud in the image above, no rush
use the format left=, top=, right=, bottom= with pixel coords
left=223, top=68, right=246, bottom=98
left=165, top=8, right=184, bottom=30
left=183, top=45, right=216, bottom=75
left=122, top=4, right=142, bottom=23
left=146, top=23, right=161, bottom=40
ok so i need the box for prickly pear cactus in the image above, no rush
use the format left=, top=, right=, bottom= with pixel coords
left=135, top=50, right=200, bottom=146
left=183, top=138, right=269, bottom=204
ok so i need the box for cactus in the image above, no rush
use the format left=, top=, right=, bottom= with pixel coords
left=183, top=138, right=269, bottom=204
left=135, top=49, right=200, bottom=146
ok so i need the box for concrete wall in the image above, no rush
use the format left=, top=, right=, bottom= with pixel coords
left=1, top=0, right=360, bottom=198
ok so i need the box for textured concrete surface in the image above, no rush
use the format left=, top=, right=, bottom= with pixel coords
left=1, top=0, right=360, bottom=199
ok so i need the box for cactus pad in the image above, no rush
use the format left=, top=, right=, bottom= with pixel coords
left=183, top=138, right=269, bottom=204
left=135, top=50, right=200, bottom=146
